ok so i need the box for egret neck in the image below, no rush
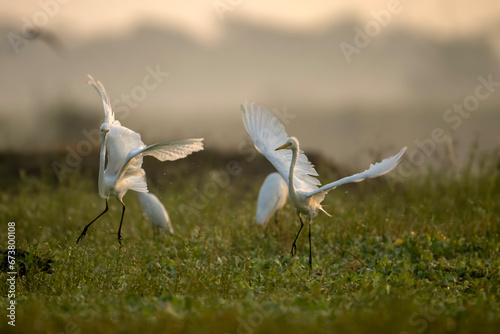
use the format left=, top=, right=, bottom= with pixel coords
left=98, top=130, right=108, bottom=199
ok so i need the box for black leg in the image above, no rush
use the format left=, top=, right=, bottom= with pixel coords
left=290, top=213, right=304, bottom=256
left=117, top=202, right=126, bottom=245
left=274, top=211, right=279, bottom=225
left=308, top=220, right=312, bottom=270
left=77, top=200, right=108, bottom=244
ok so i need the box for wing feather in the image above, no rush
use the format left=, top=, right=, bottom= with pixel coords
left=116, top=139, right=204, bottom=181
left=105, top=124, right=145, bottom=176
left=256, top=172, right=288, bottom=224
left=306, top=147, right=407, bottom=197
left=87, top=75, right=114, bottom=124
left=140, top=139, right=204, bottom=162
left=241, top=102, right=320, bottom=192
left=137, top=192, right=174, bottom=233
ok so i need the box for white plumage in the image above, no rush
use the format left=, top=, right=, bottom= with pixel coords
left=77, top=75, right=203, bottom=244
left=137, top=192, right=174, bottom=234
left=242, top=103, right=320, bottom=193
left=256, top=172, right=288, bottom=225
left=241, top=102, right=406, bottom=268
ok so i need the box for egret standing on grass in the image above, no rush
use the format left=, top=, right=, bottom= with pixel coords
left=137, top=192, right=174, bottom=235
left=77, top=76, right=203, bottom=244
left=256, top=172, right=288, bottom=225
left=241, top=102, right=406, bottom=268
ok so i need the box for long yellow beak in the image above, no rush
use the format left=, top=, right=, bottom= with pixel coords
left=275, top=143, right=291, bottom=151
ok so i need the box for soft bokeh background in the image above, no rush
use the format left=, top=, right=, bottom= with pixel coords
left=1, top=0, right=500, bottom=166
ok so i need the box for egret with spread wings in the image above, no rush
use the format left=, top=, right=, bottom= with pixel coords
left=77, top=76, right=203, bottom=244
left=241, top=102, right=406, bottom=268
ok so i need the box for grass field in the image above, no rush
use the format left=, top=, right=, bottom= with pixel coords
left=0, top=148, right=499, bottom=334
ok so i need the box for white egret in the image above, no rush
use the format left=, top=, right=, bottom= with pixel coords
left=77, top=76, right=203, bottom=244
left=256, top=172, right=288, bottom=225
left=241, top=102, right=406, bottom=268
left=137, top=191, right=174, bottom=234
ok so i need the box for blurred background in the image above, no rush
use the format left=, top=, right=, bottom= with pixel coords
left=1, top=0, right=500, bottom=169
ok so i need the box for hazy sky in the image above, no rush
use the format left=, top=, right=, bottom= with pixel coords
left=2, top=0, right=500, bottom=43
left=1, top=1, right=500, bottom=159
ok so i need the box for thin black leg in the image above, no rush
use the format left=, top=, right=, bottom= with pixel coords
left=274, top=211, right=279, bottom=225
left=117, top=202, right=126, bottom=245
left=308, top=220, right=312, bottom=270
left=77, top=200, right=108, bottom=244
left=290, top=213, right=304, bottom=256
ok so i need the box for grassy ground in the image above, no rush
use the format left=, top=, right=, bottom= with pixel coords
left=0, top=148, right=499, bottom=333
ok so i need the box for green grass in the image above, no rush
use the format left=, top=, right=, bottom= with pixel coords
left=0, top=149, right=499, bottom=334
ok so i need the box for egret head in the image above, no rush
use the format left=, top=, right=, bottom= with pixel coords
left=275, top=137, right=299, bottom=151
left=100, top=123, right=110, bottom=135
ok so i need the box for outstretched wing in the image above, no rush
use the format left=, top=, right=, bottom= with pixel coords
left=116, top=138, right=204, bottom=181
left=139, top=138, right=204, bottom=162
left=241, top=102, right=320, bottom=192
left=306, top=147, right=407, bottom=197
left=87, top=75, right=115, bottom=124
